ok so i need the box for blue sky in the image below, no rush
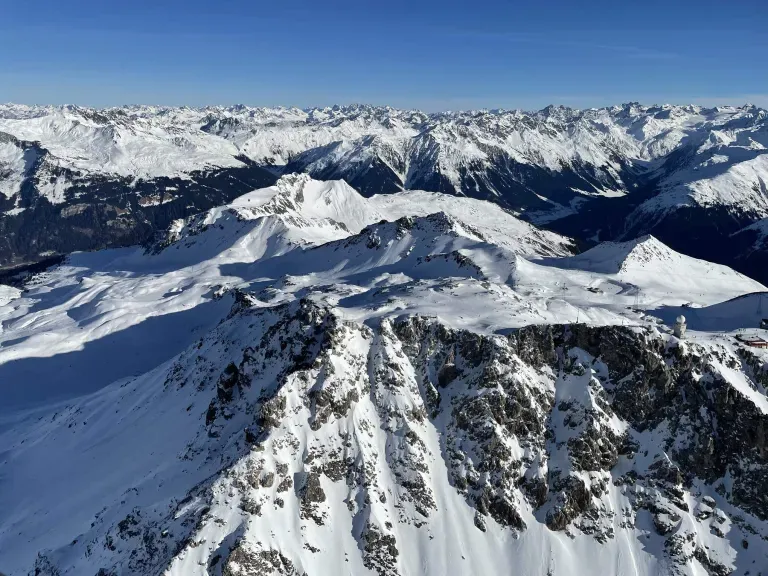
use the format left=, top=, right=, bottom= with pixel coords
left=1, top=0, right=767, bottom=111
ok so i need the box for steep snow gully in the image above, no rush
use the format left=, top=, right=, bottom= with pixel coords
left=1, top=174, right=768, bottom=575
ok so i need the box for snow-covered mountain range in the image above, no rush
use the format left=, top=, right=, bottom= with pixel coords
left=1, top=175, right=767, bottom=576
left=1, top=102, right=767, bottom=284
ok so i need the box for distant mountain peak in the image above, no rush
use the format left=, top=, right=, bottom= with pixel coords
left=2, top=164, right=768, bottom=575
left=556, top=234, right=766, bottom=295
left=1, top=100, right=768, bottom=284
left=560, top=234, right=673, bottom=274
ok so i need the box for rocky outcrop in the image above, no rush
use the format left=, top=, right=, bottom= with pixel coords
left=25, top=301, right=768, bottom=575
left=0, top=160, right=277, bottom=269
left=223, top=543, right=306, bottom=576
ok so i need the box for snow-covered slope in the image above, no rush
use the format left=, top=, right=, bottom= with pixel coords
left=1, top=176, right=768, bottom=576
left=625, top=113, right=768, bottom=223
left=0, top=134, right=30, bottom=200
left=150, top=175, right=384, bottom=268
left=2, top=101, right=768, bottom=285
left=550, top=235, right=765, bottom=307
left=153, top=174, right=574, bottom=264
left=368, top=190, right=571, bottom=256
left=654, top=291, right=768, bottom=332
left=1, top=102, right=766, bottom=213
left=0, top=105, right=243, bottom=180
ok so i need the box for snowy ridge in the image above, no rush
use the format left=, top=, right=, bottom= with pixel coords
left=558, top=234, right=721, bottom=273
left=0, top=104, right=244, bottom=181
left=1, top=102, right=766, bottom=214
left=368, top=189, right=573, bottom=257
left=153, top=175, right=383, bottom=267
left=1, top=176, right=768, bottom=575
left=548, top=235, right=765, bottom=306
left=2, top=101, right=768, bottom=287
left=655, top=291, right=768, bottom=333
left=155, top=174, right=574, bottom=262
left=4, top=305, right=768, bottom=576
left=247, top=173, right=382, bottom=232
left=626, top=150, right=768, bottom=228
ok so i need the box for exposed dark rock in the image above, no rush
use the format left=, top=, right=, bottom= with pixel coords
left=362, top=523, right=400, bottom=576
left=546, top=475, right=592, bottom=531
left=223, top=543, right=305, bottom=576
left=0, top=161, right=277, bottom=270
left=218, top=362, right=241, bottom=402
left=297, top=471, right=327, bottom=525
left=260, top=472, right=275, bottom=488
left=276, top=476, right=292, bottom=493
left=301, top=472, right=326, bottom=504
left=693, top=546, right=732, bottom=576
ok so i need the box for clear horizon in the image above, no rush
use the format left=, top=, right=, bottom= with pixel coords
left=2, top=0, right=767, bottom=111
left=2, top=99, right=768, bottom=114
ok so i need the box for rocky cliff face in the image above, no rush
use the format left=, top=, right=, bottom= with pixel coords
left=24, top=298, right=768, bottom=576
left=0, top=152, right=277, bottom=270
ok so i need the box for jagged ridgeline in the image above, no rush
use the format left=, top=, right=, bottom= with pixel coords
left=24, top=297, right=768, bottom=576
left=1, top=103, right=768, bottom=283
left=1, top=156, right=767, bottom=574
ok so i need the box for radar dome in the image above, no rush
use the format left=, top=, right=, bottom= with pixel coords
left=676, top=315, right=686, bottom=324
